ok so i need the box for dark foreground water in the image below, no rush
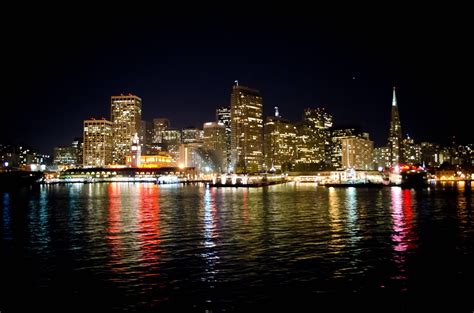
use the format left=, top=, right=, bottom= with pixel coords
left=1, top=182, right=473, bottom=312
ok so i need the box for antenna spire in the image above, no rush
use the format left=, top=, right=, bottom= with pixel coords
left=392, top=86, right=397, bottom=107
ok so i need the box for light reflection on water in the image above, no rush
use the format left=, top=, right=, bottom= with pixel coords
left=1, top=182, right=473, bottom=311
left=390, top=187, right=418, bottom=288
left=202, top=187, right=219, bottom=272
left=2, top=192, right=11, bottom=241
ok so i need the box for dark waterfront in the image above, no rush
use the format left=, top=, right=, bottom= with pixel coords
left=1, top=182, right=473, bottom=312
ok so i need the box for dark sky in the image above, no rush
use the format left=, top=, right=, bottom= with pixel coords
left=3, top=10, right=472, bottom=153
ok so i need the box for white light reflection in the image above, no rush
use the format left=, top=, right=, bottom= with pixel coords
left=203, top=187, right=217, bottom=249
left=328, top=187, right=344, bottom=251
left=345, top=187, right=359, bottom=246
left=201, top=187, right=220, bottom=306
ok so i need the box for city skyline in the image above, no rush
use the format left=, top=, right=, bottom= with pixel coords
left=1, top=12, right=473, bottom=312
left=3, top=17, right=471, bottom=153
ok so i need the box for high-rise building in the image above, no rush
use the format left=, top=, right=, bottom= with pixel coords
left=53, top=151, right=73, bottom=167
left=331, top=128, right=358, bottom=170
left=111, top=94, right=142, bottom=164
left=182, top=127, right=203, bottom=144
left=139, top=120, right=154, bottom=155
left=401, top=135, right=421, bottom=164
left=216, top=107, right=231, bottom=130
left=340, top=133, right=374, bottom=170
left=420, top=142, right=441, bottom=167
left=54, top=146, right=78, bottom=167
left=203, top=122, right=227, bottom=171
left=72, top=137, right=83, bottom=165
left=373, top=147, right=391, bottom=169
left=264, top=109, right=297, bottom=171
left=216, top=106, right=231, bottom=170
left=83, top=119, right=113, bottom=167
left=295, top=108, right=333, bottom=171
left=152, top=118, right=170, bottom=144
left=388, top=87, right=402, bottom=166
left=230, top=84, right=264, bottom=173
left=162, top=129, right=182, bottom=161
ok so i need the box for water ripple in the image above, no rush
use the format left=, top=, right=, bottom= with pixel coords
left=1, top=182, right=473, bottom=311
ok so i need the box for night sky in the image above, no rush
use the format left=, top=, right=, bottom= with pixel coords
left=3, top=11, right=471, bottom=154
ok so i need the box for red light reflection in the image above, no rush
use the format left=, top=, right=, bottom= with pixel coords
left=391, top=188, right=417, bottom=252
left=107, top=183, right=124, bottom=271
left=137, top=184, right=161, bottom=267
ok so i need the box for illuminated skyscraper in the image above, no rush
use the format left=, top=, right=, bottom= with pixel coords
left=295, top=107, right=333, bottom=170
left=53, top=137, right=83, bottom=168
left=420, top=142, right=441, bottom=167
left=331, top=128, right=358, bottom=170
left=152, top=118, right=170, bottom=144
left=230, top=84, right=264, bottom=173
left=216, top=106, right=231, bottom=170
left=264, top=108, right=297, bottom=171
left=83, top=119, right=113, bottom=167
left=216, top=107, right=231, bottom=130
left=388, top=87, right=402, bottom=166
left=373, top=147, right=391, bottom=169
left=162, top=129, right=182, bottom=161
left=203, top=122, right=227, bottom=171
left=401, top=135, right=421, bottom=164
left=340, top=133, right=374, bottom=170
left=72, top=137, right=83, bottom=165
left=182, top=127, right=203, bottom=143
left=139, top=120, right=154, bottom=155
left=111, top=94, right=142, bottom=164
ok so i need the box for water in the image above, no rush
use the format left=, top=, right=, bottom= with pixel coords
left=1, top=182, right=473, bottom=312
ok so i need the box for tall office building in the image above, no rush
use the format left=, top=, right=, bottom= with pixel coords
left=54, top=137, right=83, bottom=167
left=162, top=129, right=182, bottom=161
left=83, top=119, right=113, bottom=167
left=401, top=135, right=421, bottom=164
left=203, top=122, right=227, bottom=171
left=72, top=137, right=83, bottom=165
left=216, top=106, right=231, bottom=171
left=331, top=128, right=358, bottom=170
left=420, top=142, right=441, bottom=167
left=53, top=146, right=78, bottom=166
left=152, top=118, right=170, bottom=144
left=373, top=147, right=391, bottom=169
left=139, top=120, right=154, bottom=155
left=295, top=108, right=333, bottom=170
left=182, top=127, right=203, bottom=144
left=111, top=94, right=142, bottom=164
left=264, top=108, right=297, bottom=171
left=216, top=107, right=231, bottom=130
left=230, top=83, right=264, bottom=173
left=340, top=133, right=374, bottom=170
left=388, top=87, right=402, bottom=166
